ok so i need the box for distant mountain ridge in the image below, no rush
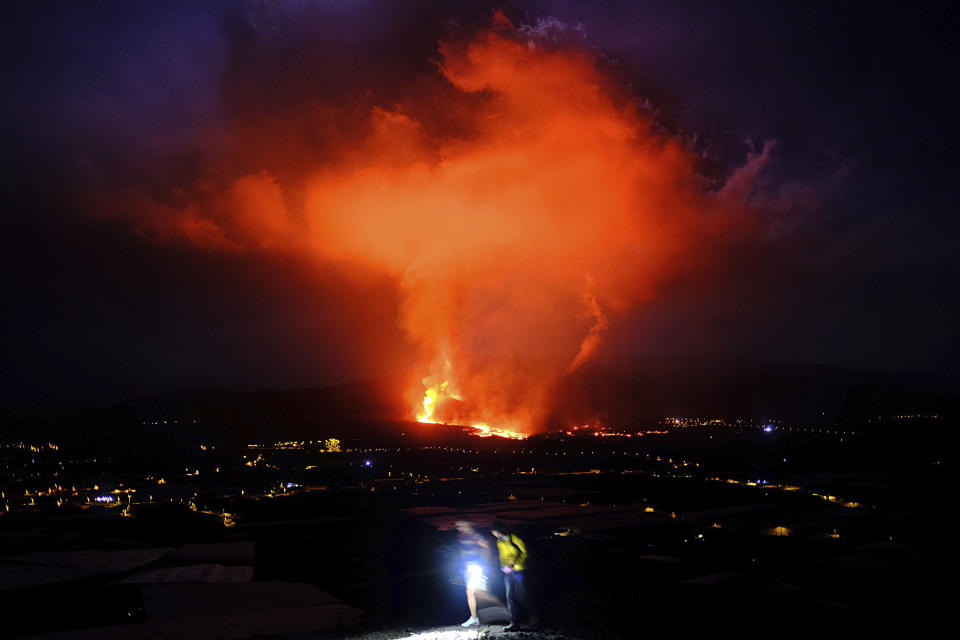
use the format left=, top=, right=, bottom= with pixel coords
left=1, top=360, right=956, bottom=450
left=554, top=356, right=958, bottom=427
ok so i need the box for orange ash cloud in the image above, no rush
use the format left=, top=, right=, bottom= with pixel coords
left=99, top=15, right=766, bottom=435
left=304, top=17, right=725, bottom=434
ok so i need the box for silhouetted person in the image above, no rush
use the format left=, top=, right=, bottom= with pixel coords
left=491, top=522, right=535, bottom=631
left=456, top=519, right=490, bottom=627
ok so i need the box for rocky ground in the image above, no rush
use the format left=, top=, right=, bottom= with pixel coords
left=263, top=624, right=582, bottom=640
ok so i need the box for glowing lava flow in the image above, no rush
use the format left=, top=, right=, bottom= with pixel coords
left=466, top=422, right=529, bottom=440
left=419, top=413, right=529, bottom=440
left=416, top=382, right=528, bottom=440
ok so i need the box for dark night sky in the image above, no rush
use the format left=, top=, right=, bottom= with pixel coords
left=1, top=0, right=958, bottom=406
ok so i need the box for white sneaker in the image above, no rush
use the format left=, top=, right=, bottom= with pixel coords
left=461, top=616, right=479, bottom=627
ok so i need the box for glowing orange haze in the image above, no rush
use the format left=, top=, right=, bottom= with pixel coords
left=101, top=14, right=763, bottom=437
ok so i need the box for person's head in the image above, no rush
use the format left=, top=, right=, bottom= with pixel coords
left=456, top=520, right=475, bottom=535
left=491, top=521, right=510, bottom=541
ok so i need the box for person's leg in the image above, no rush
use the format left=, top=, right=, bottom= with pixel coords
left=467, top=587, right=478, bottom=619
left=504, top=574, right=518, bottom=625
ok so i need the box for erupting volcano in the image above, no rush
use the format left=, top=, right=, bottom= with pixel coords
left=95, top=12, right=770, bottom=438
left=307, top=13, right=754, bottom=437
left=415, top=353, right=528, bottom=439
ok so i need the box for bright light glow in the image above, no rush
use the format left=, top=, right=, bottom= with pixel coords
left=465, top=562, right=486, bottom=590
left=400, top=630, right=482, bottom=640
left=763, top=425, right=774, bottom=433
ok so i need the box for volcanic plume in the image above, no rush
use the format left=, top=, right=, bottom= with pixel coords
left=94, top=13, right=770, bottom=436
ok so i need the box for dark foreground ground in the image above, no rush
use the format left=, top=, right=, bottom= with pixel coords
left=2, top=422, right=955, bottom=638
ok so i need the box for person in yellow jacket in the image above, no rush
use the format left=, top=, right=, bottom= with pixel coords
left=491, top=522, right=535, bottom=631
